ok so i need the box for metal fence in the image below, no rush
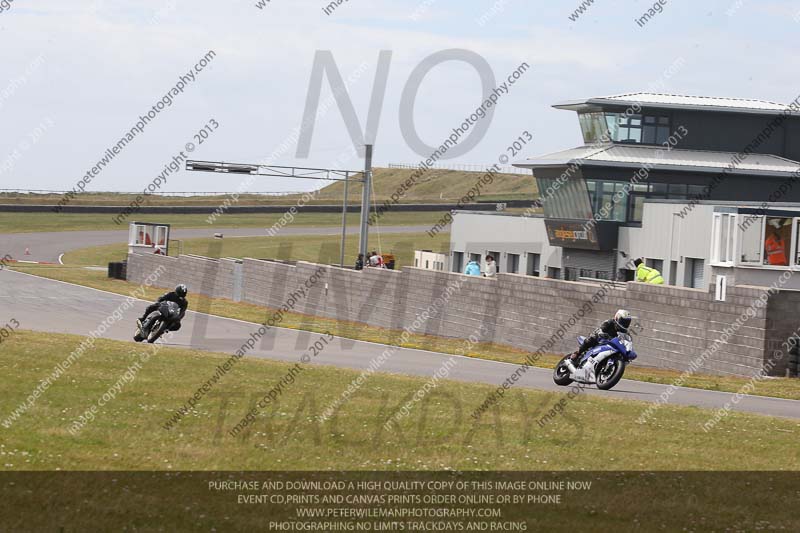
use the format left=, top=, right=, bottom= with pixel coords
left=387, top=163, right=523, bottom=174
left=0, top=189, right=307, bottom=197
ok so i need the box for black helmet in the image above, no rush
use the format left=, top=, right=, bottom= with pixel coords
left=175, top=284, right=188, bottom=297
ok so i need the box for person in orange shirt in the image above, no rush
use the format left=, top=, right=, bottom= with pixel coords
left=765, top=222, right=788, bottom=266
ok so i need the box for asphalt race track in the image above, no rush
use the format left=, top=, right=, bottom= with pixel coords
left=3, top=267, right=800, bottom=421
left=1, top=225, right=435, bottom=264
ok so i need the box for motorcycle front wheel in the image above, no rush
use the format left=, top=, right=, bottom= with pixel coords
left=553, top=356, right=574, bottom=386
left=596, top=355, right=625, bottom=390
left=147, top=321, right=165, bottom=343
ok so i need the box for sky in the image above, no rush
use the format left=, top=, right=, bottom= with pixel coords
left=1, top=0, right=800, bottom=193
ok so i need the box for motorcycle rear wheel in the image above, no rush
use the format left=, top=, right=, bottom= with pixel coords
left=596, top=356, right=625, bottom=390
left=553, top=356, right=574, bottom=386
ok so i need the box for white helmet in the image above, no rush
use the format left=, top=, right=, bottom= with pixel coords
left=614, top=309, right=632, bottom=332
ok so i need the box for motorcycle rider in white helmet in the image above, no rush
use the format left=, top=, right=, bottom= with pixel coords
left=568, top=309, right=632, bottom=366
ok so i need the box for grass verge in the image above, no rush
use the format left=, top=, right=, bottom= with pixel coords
left=0, top=210, right=448, bottom=234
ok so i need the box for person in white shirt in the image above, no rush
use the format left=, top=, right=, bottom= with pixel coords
left=484, top=255, right=497, bottom=278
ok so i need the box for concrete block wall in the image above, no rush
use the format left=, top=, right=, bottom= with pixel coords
left=126, top=252, right=238, bottom=300
left=623, top=282, right=769, bottom=376
left=127, top=252, right=779, bottom=377
left=765, top=290, right=800, bottom=376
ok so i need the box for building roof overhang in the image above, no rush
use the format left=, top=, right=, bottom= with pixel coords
left=553, top=92, right=800, bottom=117
left=513, top=144, right=800, bottom=178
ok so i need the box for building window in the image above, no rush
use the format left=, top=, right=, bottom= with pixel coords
left=578, top=112, right=671, bottom=146
left=547, top=266, right=561, bottom=279
left=686, top=258, right=705, bottom=288
left=585, top=179, right=695, bottom=224
left=612, top=113, right=643, bottom=143
left=711, top=214, right=798, bottom=268
left=452, top=251, right=464, bottom=273
left=738, top=216, right=763, bottom=265
left=595, top=271, right=613, bottom=280
left=765, top=217, right=791, bottom=266
left=642, top=115, right=671, bottom=144
left=795, top=220, right=800, bottom=266
left=629, top=194, right=646, bottom=223
left=711, top=213, right=736, bottom=266
left=668, top=183, right=688, bottom=199
left=537, top=175, right=594, bottom=220
left=507, top=253, right=520, bottom=274
left=565, top=267, right=580, bottom=281
left=526, top=253, right=541, bottom=277
left=578, top=112, right=608, bottom=144
left=646, top=258, right=664, bottom=273
left=596, top=182, right=628, bottom=221
left=688, top=185, right=707, bottom=199
left=487, top=251, right=501, bottom=273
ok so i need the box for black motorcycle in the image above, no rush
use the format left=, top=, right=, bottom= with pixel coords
left=134, top=301, right=181, bottom=343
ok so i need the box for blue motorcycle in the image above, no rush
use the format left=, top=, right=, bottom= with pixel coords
left=553, top=333, right=638, bottom=390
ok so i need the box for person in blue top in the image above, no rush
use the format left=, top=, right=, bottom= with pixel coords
left=464, top=259, right=481, bottom=276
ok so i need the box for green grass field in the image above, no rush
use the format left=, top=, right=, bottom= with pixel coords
left=2, top=330, right=798, bottom=471
left=0, top=210, right=449, bottom=234
left=313, top=167, right=536, bottom=203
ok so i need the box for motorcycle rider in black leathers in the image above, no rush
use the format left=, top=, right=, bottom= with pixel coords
left=138, top=284, right=188, bottom=332
left=568, top=309, right=632, bottom=366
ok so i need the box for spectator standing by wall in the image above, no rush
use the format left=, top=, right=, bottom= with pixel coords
left=464, top=258, right=481, bottom=276
left=355, top=253, right=364, bottom=271
left=634, top=258, right=664, bottom=284
left=484, top=255, right=497, bottom=278
left=368, top=251, right=384, bottom=268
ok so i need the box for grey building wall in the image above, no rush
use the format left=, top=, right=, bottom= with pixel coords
left=669, top=110, right=788, bottom=156
left=127, top=251, right=780, bottom=377
left=765, top=289, right=800, bottom=376
left=595, top=105, right=798, bottom=159
left=619, top=202, right=716, bottom=288
left=449, top=212, right=562, bottom=278
left=450, top=201, right=716, bottom=288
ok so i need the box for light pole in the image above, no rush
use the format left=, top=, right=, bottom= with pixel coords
left=184, top=159, right=370, bottom=269
left=358, top=144, right=373, bottom=259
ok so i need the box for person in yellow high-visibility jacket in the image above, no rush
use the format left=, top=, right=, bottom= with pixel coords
left=634, top=258, right=664, bottom=284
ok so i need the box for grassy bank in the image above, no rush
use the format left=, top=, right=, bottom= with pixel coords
left=312, top=167, right=536, bottom=203
left=2, top=330, right=798, bottom=471
left=1, top=167, right=536, bottom=207
left=0, top=210, right=448, bottom=234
